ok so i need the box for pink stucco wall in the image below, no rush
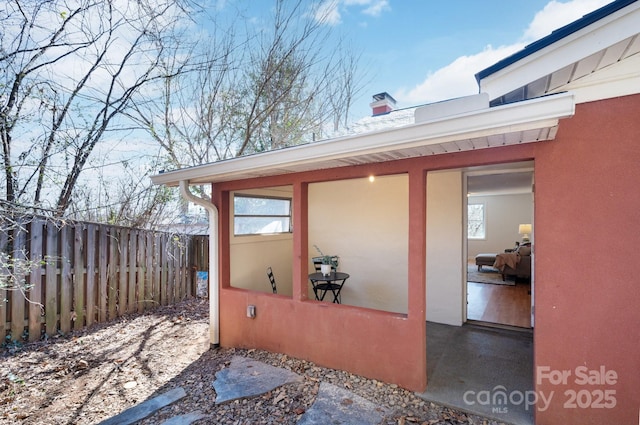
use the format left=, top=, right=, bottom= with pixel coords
left=210, top=94, right=639, bottom=423
left=532, top=94, right=640, bottom=424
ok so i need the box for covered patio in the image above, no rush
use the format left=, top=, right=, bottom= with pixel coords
left=151, top=92, right=574, bottom=392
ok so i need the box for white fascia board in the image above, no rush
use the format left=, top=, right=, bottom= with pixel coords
left=150, top=92, right=575, bottom=186
left=480, top=3, right=640, bottom=99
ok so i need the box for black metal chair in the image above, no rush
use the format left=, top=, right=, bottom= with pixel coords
left=309, top=273, right=348, bottom=303
left=311, top=257, right=340, bottom=301
left=266, top=267, right=277, bottom=294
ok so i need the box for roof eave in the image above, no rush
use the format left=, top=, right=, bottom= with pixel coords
left=150, top=92, right=575, bottom=187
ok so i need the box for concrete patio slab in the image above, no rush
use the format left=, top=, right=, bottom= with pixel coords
left=418, top=322, right=533, bottom=425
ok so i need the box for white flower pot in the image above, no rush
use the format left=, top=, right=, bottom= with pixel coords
left=321, top=264, right=331, bottom=276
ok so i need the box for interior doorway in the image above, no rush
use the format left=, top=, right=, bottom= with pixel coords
left=424, top=164, right=535, bottom=425
left=464, top=163, right=534, bottom=329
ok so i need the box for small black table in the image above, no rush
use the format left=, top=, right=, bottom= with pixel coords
left=308, top=272, right=349, bottom=304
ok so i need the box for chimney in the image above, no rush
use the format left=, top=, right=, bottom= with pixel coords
left=370, top=92, right=396, bottom=116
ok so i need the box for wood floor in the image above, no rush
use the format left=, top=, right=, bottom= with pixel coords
left=467, top=279, right=532, bottom=328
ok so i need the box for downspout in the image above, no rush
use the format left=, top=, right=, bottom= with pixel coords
left=179, top=180, right=220, bottom=348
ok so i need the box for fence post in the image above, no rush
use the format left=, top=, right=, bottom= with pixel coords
left=128, top=229, right=137, bottom=313
left=154, top=233, right=161, bottom=306
left=86, top=224, right=97, bottom=327
left=73, top=224, right=85, bottom=330
left=182, top=235, right=189, bottom=298
left=60, top=225, right=72, bottom=334
left=186, top=236, right=193, bottom=297
left=108, top=228, right=118, bottom=320
left=165, top=236, right=172, bottom=305
left=145, top=232, right=153, bottom=309
left=160, top=235, right=168, bottom=306
left=118, top=228, right=128, bottom=315
left=45, top=222, right=58, bottom=336
left=98, top=225, right=109, bottom=322
left=28, top=219, right=44, bottom=342
left=137, top=231, right=145, bottom=313
left=10, top=218, right=27, bottom=342
left=171, top=237, right=179, bottom=302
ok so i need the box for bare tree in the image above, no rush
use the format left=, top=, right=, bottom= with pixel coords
left=128, top=18, right=240, bottom=170
left=0, top=0, right=195, bottom=220
left=132, top=0, right=364, bottom=172
left=1, top=0, right=364, bottom=228
left=328, top=43, right=363, bottom=133
left=67, top=153, right=175, bottom=227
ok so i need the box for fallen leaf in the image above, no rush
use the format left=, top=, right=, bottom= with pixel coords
left=273, top=392, right=286, bottom=405
left=75, top=360, right=89, bottom=370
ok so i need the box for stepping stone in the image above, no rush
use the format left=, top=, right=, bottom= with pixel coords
left=98, top=387, right=186, bottom=425
left=297, top=382, right=389, bottom=425
left=213, top=356, right=302, bottom=404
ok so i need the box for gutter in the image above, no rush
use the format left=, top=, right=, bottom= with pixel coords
left=179, top=180, right=220, bottom=348
left=150, top=92, right=575, bottom=187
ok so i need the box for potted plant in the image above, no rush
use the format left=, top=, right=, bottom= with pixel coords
left=313, top=245, right=338, bottom=276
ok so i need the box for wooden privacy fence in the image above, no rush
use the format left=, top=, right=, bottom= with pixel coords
left=1, top=215, right=209, bottom=342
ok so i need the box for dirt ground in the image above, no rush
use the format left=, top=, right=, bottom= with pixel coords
left=1, top=298, right=212, bottom=424
left=1, top=298, right=504, bottom=425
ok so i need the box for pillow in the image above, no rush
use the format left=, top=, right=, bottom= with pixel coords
left=517, top=246, right=531, bottom=256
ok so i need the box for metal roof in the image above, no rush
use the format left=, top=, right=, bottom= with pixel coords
left=476, top=0, right=637, bottom=82
left=476, top=0, right=640, bottom=105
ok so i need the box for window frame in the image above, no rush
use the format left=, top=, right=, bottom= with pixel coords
left=233, top=193, right=293, bottom=236
left=467, top=202, right=486, bottom=240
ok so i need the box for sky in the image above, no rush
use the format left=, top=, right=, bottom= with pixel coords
left=276, top=0, right=612, bottom=118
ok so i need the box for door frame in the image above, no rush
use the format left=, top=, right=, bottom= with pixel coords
left=463, top=164, right=535, bottom=329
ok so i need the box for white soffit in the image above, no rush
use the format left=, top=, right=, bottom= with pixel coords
left=151, top=92, right=575, bottom=187
left=479, top=2, right=640, bottom=101
left=556, top=51, right=640, bottom=103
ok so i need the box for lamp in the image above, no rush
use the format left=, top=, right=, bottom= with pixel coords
left=518, top=224, right=532, bottom=242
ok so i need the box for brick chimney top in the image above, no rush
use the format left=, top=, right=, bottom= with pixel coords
left=370, top=92, right=396, bottom=116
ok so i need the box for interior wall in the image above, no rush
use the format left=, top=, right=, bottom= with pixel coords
left=308, top=175, right=408, bottom=313
left=467, top=193, right=533, bottom=258
left=426, top=170, right=464, bottom=326
left=229, top=186, right=294, bottom=295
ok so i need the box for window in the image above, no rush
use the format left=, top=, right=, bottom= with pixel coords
left=467, top=203, right=485, bottom=239
left=234, top=194, right=292, bottom=235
